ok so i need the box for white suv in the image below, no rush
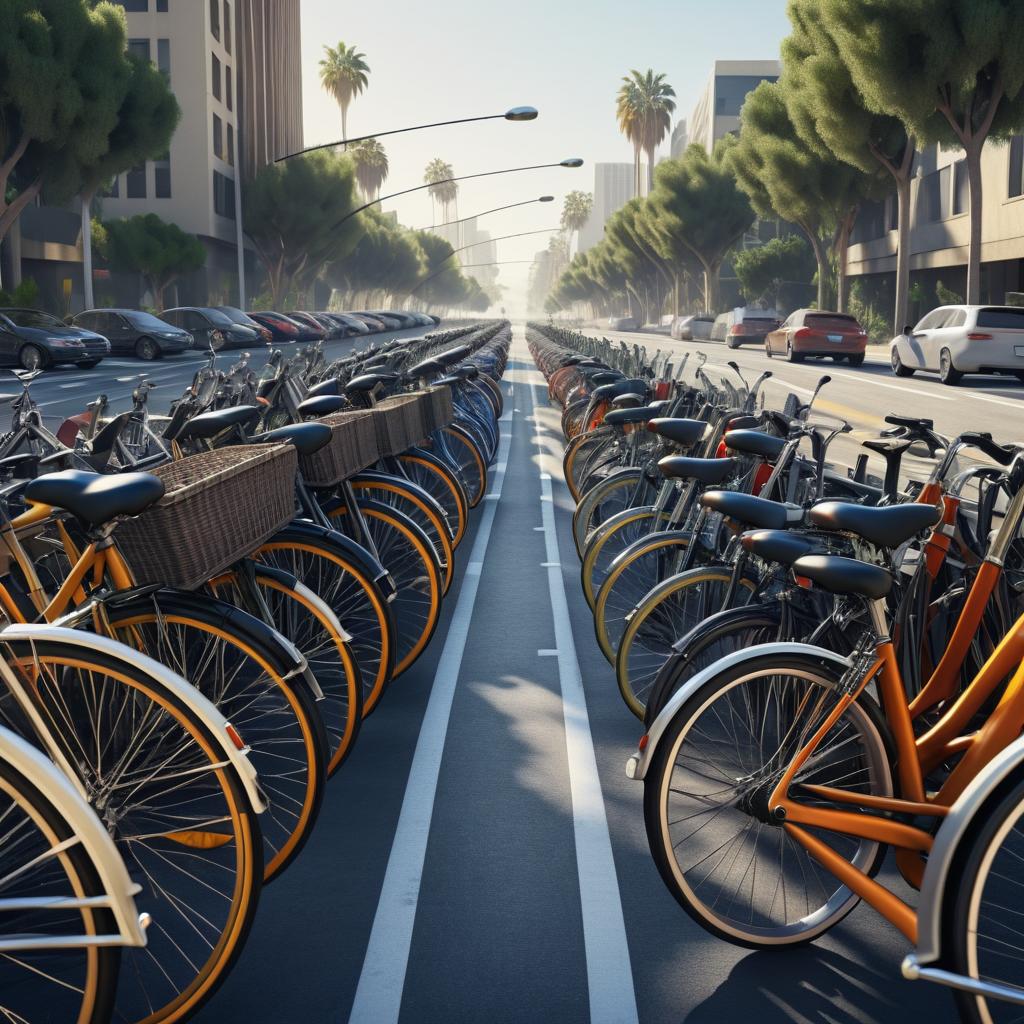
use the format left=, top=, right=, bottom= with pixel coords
left=890, top=305, right=1024, bottom=385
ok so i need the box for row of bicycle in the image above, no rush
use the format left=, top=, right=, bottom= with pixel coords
left=0, top=319, right=509, bottom=1023
left=528, top=321, right=1024, bottom=1023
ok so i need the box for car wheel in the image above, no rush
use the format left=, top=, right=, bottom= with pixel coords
left=18, top=345, right=46, bottom=371
left=786, top=340, right=803, bottom=363
left=847, top=353, right=865, bottom=367
left=764, top=341, right=773, bottom=359
left=939, top=349, right=964, bottom=386
left=726, top=338, right=739, bottom=349
left=891, top=348, right=915, bottom=377
left=135, top=336, right=160, bottom=361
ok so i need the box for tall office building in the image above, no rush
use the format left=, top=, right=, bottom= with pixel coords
left=669, top=119, right=689, bottom=159
left=577, top=163, right=635, bottom=253
left=688, top=60, right=780, bottom=153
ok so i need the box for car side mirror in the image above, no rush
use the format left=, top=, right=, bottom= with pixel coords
left=902, top=325, right=912, bottom=335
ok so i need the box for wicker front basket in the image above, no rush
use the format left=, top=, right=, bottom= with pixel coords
left=372, top=394, right=430, bottom=458
left=421, top=385, right=454, bottom=435
left=115, top=443, right=298, bottom=591
left=300, top=410, right=379, bottom=487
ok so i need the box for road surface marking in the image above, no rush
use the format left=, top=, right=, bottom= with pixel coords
left=347, top=367, right=514, bottom=1024
left=831, top=371, right=955, bottom=401
left=531, top=374, right=639, bottom=1024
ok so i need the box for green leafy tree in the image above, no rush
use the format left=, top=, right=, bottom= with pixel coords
left=75, top=53, right=179, bottom=309
left=0, top=1, right=135, bottom=256
left=423, top=158, right=457, bottom=224
left=326, top=209, right=423, bottom=305
left=318, top=41, right=369, bottom=145
left=243, top=150, right=364, bottom=307
left=560, top=190, right=593, bottom=250
left=349, top=138, right=389, bottom=200
left=101, top=213, right=204, bottom=310
left=822, top=0, right=1024, bottom=304
left=616, top=70, right=676, bottom=195
left=733, top=235, right=815, bottom=307
left=728, top=81, right=873, bottom=311
left=647, top=142, right=755, bottom=313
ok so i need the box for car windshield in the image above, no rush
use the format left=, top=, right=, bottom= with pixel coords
left=4, top=309, right=63, bottom=329
left=203, top=309, right=234, bottom=327
left=805, top=314, right=860, bottom=330
left=127, top=311, right=175, bottom=330
left=977, top=308, right=1024, bottom=329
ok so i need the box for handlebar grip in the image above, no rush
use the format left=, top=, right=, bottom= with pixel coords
left=959, top=432, right=1016, bottom=466
left=885, top=414, right=934, bottom=432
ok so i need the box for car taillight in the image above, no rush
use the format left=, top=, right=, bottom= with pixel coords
left=794, top=327, right=814, bottom=339
left=967, top=332, right=993, bottom=340
left=729, top=324, right=746, bottom=336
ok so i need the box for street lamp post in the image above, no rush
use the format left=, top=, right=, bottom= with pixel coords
left=328, top=159, right=583, bottom=233
left=275, top=107, right=539, bottom=163
left=417, top=196, right=554, bottom=232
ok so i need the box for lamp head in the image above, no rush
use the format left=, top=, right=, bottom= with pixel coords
left=505, top=106, right=539, bottom=121
left=560, top=158, right=584, bottom=168
left=539, top=195, right=555, bottom=202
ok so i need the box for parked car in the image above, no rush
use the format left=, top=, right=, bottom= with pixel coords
left=328, top=313, right=370, bottom=335
left=890, top=304, right=1024, bottom=385
left=409, top=312, right=435, bottom=327
left=671, top=314, right=715, bottom=341
left=161, top=307, right=259, bottom=350
left=71, top=308, right=191, bottom=360
left=427, top=314, right=441, bottom=326
left=246, top=311, right=306, bottom=343
left=712, top=308, right=781, bottom=348
left=347, top=313, right=388, bottom=332
left=608, top=315, right=639, bottom=331
left=0, top=308, right=109, bottom=370
left=215, top=306, right=274, bottom=345
left=363, top=312, right=403, bottom=330
left=376, top=311, right=418, bottom=329
left=285, top=312, right=327, bottom=341
left=766, top=309, right=868, bottom=365
left=292, top=312, right=340, bottom=340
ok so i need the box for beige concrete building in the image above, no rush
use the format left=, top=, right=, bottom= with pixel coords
left=848, top=138, right=1024, bottom=308
left=688, top=60, right=780, bottom=154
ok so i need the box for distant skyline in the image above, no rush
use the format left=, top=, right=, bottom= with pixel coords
left=299, top=0, right=790, bottom=313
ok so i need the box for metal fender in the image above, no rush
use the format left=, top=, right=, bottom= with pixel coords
left=625, top=642, right=853, bottom=781
left=0, top=623, right=267, bottom=815
left=0, top=722, right=149, bottom=949
left=904, top=733, right=1024, bottom=975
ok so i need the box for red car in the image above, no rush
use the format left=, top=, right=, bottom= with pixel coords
left=765, top=309, right=868, bottom=365
left=286, top=312, right=327, bottom=342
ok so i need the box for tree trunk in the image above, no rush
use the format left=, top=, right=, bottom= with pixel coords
left=151, top=277, right=165, bottom=312
left=894, top=173, right=912, bottom=333
left=645, top=145, right=655, bottom=195
left=341, top=102, right=348, bottom=150
left=0, top=178, right=42, bottom=244
left=702, top=259, right=720, bottom=314
left=965, top=139, right=984, bottom=303
left=81, top=194, right=95, bottom=311
left=807, top=230, right=830, bottom=310
left=834, top=207, right=857, bottom=314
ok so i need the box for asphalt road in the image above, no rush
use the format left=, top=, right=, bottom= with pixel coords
left=188, top=329, right=953, bottom=1024
left=579, top=326, right=1024, bottom=480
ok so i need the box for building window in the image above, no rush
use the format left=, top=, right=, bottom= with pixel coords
left=1009, top=136, right=1024, bottom=199
left=225, top=68, right=232, bottom=110
left=887, top=194, right=898, bottom=231
left=213, top=114, right=223, bottom=159
left=155, top=154, right=171, bottom=198
left=851, top=198, right=886, bottom=243
left=127, top=38, right=151, bottom=62
left=224, top=1, right=232, bottom=53
left=157, top=39, right=170, bottom=78
left=209, top=0, right=220, bottom=40
left=126, top=165, right=146, bottom=199
left=227, top=124, right=234, bottom=166
left=101, top=176, right=120, bottom=199
left=953, top=158, right=968, bottom=214
left=916, top=168, right=948, bottom=223
left=714, top=75, right=779, bottom=118
left=213, top=170, right=236, bottom=219
left=117, top=0, right=148, bottom=11
left=212, top=53, right=221, bottom=100
left=157, top=0, right=168, bottom=10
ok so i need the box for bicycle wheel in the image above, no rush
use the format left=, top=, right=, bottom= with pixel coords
left=256, top=524, right=396, bottom=716
left=616, top=567, right=757, bottom=718
left=436, top=424, right=487, bottom=508
left=212, top=566, right=362, bottom=776
left=0, top=638, right=262, bottom=1024
left=573, top=468, right=655, bottom=559
left=106, top=597, right=326, bottom=884
left=326, top=499, right=443, bottom=677
left=399, top=449, right=469, bottom=549
left=0, top=753, right=120, bottom=1024
left=564, top=427, right=614, bottom=503
left=580, top=506, right=673, bottom=609
left=349, top=474, right=455, bottom=596
left=594, top=531, right=692, bottom=664
left=644, top=652, right=892, bottom=948
left=944, top=773, right=1024, bottom=1023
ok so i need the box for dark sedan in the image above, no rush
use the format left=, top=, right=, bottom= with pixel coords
left=247, top=311, right=306, bottom=343
left=161, top=307, right=260, bottom=350
left=71, top=308, right=192, bottom=360
left=286, top=312, right=328, bottom=342
left=215, top=306, right=274, bottom=346
left=0, top=308, right=109, bottom=369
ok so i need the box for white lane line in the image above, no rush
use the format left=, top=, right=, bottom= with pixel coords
left=965, top=392, right=1024, bottom=410
left=830, top=370, right=955, bottom=401
left=347, top=369, right=515, bottom=1024
left=531, top=377, right=639, bottom=1024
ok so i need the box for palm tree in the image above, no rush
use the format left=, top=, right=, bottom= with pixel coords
left=319, top=42, right=370, bottom=146
left=560, top=190, right=593, bottom=252
left=617, top=70, right=676, bottom=195
left=424, top=158, right=458, bottom=225
left=350, top=138, right=389, bottom=200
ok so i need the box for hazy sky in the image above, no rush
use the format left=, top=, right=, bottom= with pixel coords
left=299, top=0, right=790, bottom=312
